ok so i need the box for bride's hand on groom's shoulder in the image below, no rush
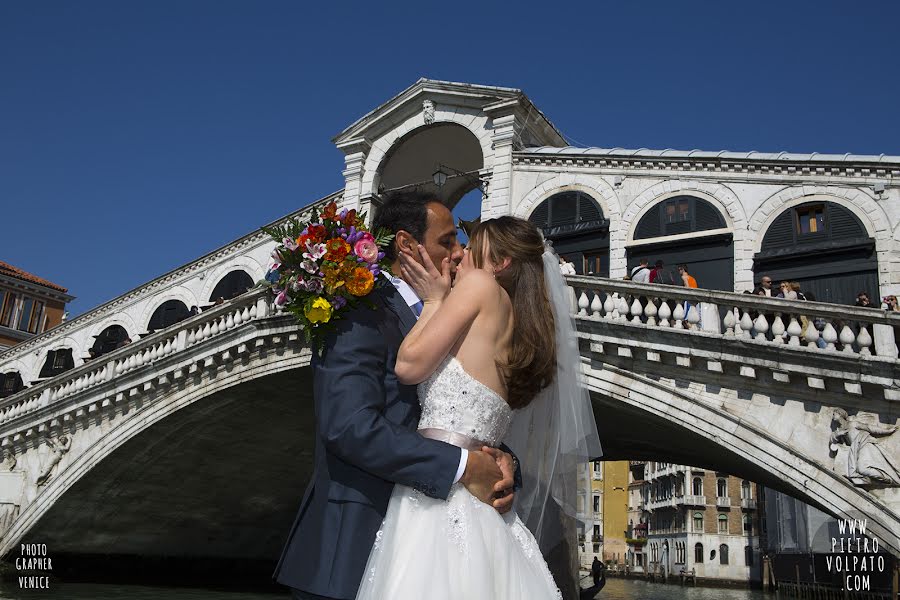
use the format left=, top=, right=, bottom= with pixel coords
left=398, top=245, right=451, bottom=304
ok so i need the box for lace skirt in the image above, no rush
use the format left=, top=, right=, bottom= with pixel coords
left=355, top=483, right=562, bottom=600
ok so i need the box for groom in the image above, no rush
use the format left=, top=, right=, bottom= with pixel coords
left=273, top=191, right=519, bottom=600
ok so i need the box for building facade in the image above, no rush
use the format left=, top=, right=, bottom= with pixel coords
left=629, top=461, right=763, bottom=584
left=0, top=262, right=72, bottom=396
left=577, top=460, right=629, bottom=568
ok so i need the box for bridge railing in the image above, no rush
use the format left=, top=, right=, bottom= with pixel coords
left=565, top=275, right=900, bottom=359
left=0, top=288, right=274, bottom=432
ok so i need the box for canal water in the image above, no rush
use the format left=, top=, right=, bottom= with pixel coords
left=0, top=578, right=778, bottom=599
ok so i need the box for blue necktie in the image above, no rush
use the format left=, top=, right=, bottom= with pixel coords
left=411, top=300, right=424, bottom=318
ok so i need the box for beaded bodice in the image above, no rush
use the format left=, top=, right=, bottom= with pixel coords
left=417, top=355, right=513, bottom=447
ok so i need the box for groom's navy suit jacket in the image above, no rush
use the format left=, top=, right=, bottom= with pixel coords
left=272, top=283, right=462, bottom=599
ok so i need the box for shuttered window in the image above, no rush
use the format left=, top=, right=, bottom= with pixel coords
left=528, top=191, right=604, bottom=228
left=634, top=196, right=726, bottom=240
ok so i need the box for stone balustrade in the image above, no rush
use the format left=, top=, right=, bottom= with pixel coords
left=567, top=275, right=900, bottom=359
left=0, top=288, right=274, bottom=437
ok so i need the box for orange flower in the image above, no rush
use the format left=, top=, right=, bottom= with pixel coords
left=343, top=209, right=358, bottom=227
left=346, top=267, right=375, bottom=297
left=323, top=264, right=347, bottom=291
left=321, top=201, right=338, bottom=221
left=297, top=224, right=327, bottom=248
left=324, top=238, right=350, bottom=262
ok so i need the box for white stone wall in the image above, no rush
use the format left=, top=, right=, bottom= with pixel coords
left=507, top=159, right=900, bottom=295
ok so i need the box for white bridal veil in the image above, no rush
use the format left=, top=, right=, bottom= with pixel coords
left=503, top=244, right=603, bottom=581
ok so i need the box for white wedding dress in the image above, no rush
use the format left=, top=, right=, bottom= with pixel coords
left=355, top=355, right=562, bottom=600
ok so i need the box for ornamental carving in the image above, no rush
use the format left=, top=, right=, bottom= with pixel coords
left=830, top=409, right=900, bottom=487
left=36, top=434, right=72, bottom=487
left=423, top=100, right=435, bottom=125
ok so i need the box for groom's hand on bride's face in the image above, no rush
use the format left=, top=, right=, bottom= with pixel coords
left=483, top=447, right=515, bottom=514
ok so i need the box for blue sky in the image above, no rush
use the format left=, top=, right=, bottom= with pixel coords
left=3, top=1, right=899, bottom=317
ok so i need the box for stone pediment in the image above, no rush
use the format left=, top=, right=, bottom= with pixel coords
left=333, top=78, right=565, bottom=150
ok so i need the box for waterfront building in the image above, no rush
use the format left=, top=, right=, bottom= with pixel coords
left=577, top=460, right=629, bottom=568
left=0, top=262, right=72, bottom=396
left=629, top=460, right=763, bottom=585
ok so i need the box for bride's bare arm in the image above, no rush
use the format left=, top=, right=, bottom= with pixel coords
left=394, top=246, right=494, bottom=384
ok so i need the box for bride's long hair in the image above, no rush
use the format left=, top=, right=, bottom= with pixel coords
left=468, top=216, right=556, bottom=409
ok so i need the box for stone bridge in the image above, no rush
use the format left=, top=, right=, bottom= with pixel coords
left=0, top=259, right=898, bottom=568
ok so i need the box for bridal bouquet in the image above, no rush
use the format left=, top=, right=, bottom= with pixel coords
left=260, top=200, right=393, bottom=350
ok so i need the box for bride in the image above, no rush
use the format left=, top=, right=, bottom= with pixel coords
left=355, top=216, right=601, bottom=600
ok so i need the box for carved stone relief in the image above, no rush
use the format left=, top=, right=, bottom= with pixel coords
left=830, top=409, right=900, bottom=487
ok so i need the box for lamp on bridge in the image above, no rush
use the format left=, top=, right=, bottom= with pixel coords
left=432, top=164, right=485, bottom=194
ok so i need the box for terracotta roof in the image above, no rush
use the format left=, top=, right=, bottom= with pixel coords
left=0, top=261, right=68, bottom=293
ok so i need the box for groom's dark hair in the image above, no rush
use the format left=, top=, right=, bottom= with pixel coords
left=372, top=190, right=439, bottom=261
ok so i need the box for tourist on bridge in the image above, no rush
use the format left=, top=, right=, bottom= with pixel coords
left=559, top=254, right=576, bottom=275
left=630, top=258, right=651, bottom=284
left=649, top=260, right=676, bottom=285
left=753, top=275, right=773, bottom=297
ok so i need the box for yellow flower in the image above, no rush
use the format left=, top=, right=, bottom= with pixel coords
left=305, top=297, right=333, bottom=324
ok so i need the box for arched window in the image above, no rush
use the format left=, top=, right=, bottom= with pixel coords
left=743, top=514, right=753, bottom=534
left=634, top=195, right=726, bottom=240
left=716, top=478, right=727, bottom=498
left=529, top=191, right=609, bottom=276
left=209, top=270, right=254, bottom=303
left=756, top=201, right=877, bottom=305
left=528, top=191, right=605, bottom=233
left=694, top=543, right=704, bottom=563
left=91, top=325, right=130, bottom=358
left=718, top=513, right=728, bottom=534
left=745, top=545, right=754, bottom=566
left=741, top=480, right=751, bottom=499
left=0, top=372, right=24, bottom=398
left=719, top=544, right=729, bottom=565
left=692, top=477, right=703, bottom=496
left=693, top=512, right=704, bottom=532
left=147, top=300, right=190, bottom=332
left=39, top=348, right=74, bottom=378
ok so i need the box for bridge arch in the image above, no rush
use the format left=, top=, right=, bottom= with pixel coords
left=0, top=332, right=312, bottom=558
left=361, top=110, right=494, bottom=206
left=584, top=364, right=900, bottom=554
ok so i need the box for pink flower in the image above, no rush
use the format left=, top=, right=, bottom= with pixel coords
left=303, top=241, right=327, bottom=261
left=275, top=290, right=289, bottom=306
left=354, top=233, right=378, bottom=263
left=282, top=237, right=298, bottom=252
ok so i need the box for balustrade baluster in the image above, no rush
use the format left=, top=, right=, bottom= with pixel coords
left=753, top=314, right=769, bottom=342
left=786, top=318, right=802, bottom=346
left=577, top=292, right=589, bottom=316
left=686, top=304, right=700, bottom=330
left=226, top=312, right=235, bottom=329
left=658, top=300, right=672, bottom=327
left=857, top=326, right=873, bottom=356
left=771, top=315, right=785, bottom=344
left=839, top=326, right=856, bottom=353
left=590, top=293, right=602, bottom=320
left=211, top=319, right=220, bottom=336
left=673, top=302, right=685, bottom=329
left=822, top=323, right=838, bottom=351
left=723, top=308, right=736, bottom=336
left=740, top=310, right=754, bottom=339
left=241, top=306, right=251, bottom=323
left=631, top=298, right=644, bottom=324
left=603, top=294, right=615, bottom=319
left=617, top=296, right=630, bottom=321
left=645, top=299, right=658, bottom=326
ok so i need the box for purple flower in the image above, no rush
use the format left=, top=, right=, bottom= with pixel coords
left=332, top=295, right=347, bottom=310
left=377, top=252, right=385, bottom=260
left=303, top=278, right=324, bottom=293
left=301, top=259, right=318, bottom=274
left=340, top=208, right=348, bottom=221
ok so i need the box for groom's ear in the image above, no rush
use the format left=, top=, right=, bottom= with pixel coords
left=395, top=230, right=417, bottom=256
